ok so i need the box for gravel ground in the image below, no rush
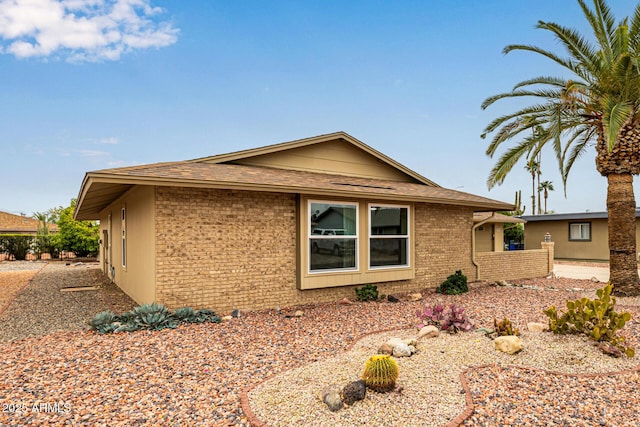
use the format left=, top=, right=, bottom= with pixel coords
left=0, top=267, right=639, bottom=426
left=0, top=262, right=136, bottom=341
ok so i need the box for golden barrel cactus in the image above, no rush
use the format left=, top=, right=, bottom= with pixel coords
left=362, top=354, right=399, bottom=392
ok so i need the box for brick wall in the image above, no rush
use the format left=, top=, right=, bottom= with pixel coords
left=155, top=187, right=502, bottom=313
left=475, top=242, right=554, bottom=281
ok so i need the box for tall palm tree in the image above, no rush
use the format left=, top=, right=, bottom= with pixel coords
left=539, top=181, right=555, bottom=214
left=524, top=159, right=539, bottom=215
left=481, top=0, right=640, bottom=296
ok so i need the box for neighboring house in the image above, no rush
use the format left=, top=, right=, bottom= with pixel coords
left=0, top=210, right=58, bottom=235
left=74, top=132, right=551, bottom=312
left=521, top=210, right=640, bottom=261
left=474, top=212, right=526, bottom=253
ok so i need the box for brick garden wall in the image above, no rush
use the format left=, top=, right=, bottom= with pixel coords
left=475, top=242, right=554, bottom=281
left=154, top=187, right=517, bottom=313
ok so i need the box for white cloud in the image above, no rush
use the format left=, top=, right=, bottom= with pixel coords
left=79, top=149, right=109, bottom=156
left=0, top=0, right=179, bottom=62
left=96, top=136, right=119, bottom=144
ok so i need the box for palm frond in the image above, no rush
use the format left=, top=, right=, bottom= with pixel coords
left=512, top=76, right=567, bottom=90
left=602, top=98, right=632, bottom=150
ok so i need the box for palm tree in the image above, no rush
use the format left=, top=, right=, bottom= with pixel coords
left=524, top=159, right=539, bottom=215
left=481, top=0, right=640, bottom=296
left=539, top=181, right=555, bottom=214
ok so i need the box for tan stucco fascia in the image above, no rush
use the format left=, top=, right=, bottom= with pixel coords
left=188, top=132, right=440, bottom=187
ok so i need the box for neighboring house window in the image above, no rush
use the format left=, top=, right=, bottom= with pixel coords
left=369, top=205, right=409, bottom=268
left=309, top=201, right=357, bottom=271
left=569, top=222, right=591, bottom=241
left=121, top=207, right=126, bottom=268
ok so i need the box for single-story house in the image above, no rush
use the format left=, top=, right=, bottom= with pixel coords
left=75, top=132, right=551, bottom=312
left=474, top=212, right=526, bottom=252
left=0, top=210, right=58, bottom=234
left=521, top=210, right=640, bottom=261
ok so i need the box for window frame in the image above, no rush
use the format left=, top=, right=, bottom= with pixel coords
left=308, top=200, right=359, bottom=274
left=368, top=203, right=410, bottom=270
left=568, top=221, right=591, bottom=242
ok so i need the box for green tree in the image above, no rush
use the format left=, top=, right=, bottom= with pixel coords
left=539, top=181, right=555, bottom=214
left=57, top=199, right=99, bottom=257
left=481, top=0, right=640, bottom=296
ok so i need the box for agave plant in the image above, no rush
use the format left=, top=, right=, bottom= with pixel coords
left=173, top=307, right=199, bottom=323
left=133, top=303, right=178, bottom=330
left=195, top=308, right=222, bottom=324
left=88, top=311, right=119, bottom=334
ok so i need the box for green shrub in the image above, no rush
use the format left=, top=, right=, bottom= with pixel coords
left=355, top=284, right=379, bottom=301
left=544, top=283, right=634, bottom=357
left=0, top=234, right=35, bottom=261
left=436, top=270, right=468, bottom=295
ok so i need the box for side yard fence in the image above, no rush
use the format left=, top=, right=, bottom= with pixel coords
left=475, top=242, right=554, bottom=282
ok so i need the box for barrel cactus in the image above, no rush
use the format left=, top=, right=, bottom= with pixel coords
left=362, top=354, right=399, bottom=392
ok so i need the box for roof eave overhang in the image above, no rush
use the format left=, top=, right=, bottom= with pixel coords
left=75, top=173, right=513, bottom=220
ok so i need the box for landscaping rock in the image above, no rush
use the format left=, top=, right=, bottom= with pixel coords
left=527, top=322, right=547, bottom=332
left=341, top=380, right=366, bottom=405
left=294, top=310, right=304, bottom=317
left=231, top=309, right=241, bottom=318
left=598, top=342, right=623, bottom=358
left=418, top=325, right=439, bottom=339
left=221, top=315, right=233, bottom=321
left=403, top=338, right=418, bottom=347
left=392, top=342, right=412, bottom=357
left=377, top=343, right=393, bottom=355
left=339, top=297, right=353, bottom=305
left=387, top=294, right=400, bottom=303
left=320, top=385, right=343, bottom=412
left=494, top=336, right=524, bottom=354
left=408, top=293, right=422, bottom=302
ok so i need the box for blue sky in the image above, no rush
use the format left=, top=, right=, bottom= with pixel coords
left=0, top=0, right=636, bottom=217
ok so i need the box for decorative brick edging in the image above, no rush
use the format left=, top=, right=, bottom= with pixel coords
left=241, top=325, right=640, bottom=427
left=0, top=262, right=48, bottom=317
left=239, top=327, right=405, bottom=427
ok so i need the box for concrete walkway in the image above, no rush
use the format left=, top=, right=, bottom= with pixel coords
left=553, top=263, right=610, bottom=282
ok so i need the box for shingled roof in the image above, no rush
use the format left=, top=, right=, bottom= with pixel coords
left=75, top=132, right=514, bottom=219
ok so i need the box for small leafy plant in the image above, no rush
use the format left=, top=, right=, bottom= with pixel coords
left=417, top=303, right=474, bottom=333
left=355, top=284, right=379, bottom=301
left=362, top=354, right=399, bottom=392
left=543, top=283, right=634, bottom=357
left=494, top=317, right=520, bottom=336
left=436, top=270, right=468, bottom=295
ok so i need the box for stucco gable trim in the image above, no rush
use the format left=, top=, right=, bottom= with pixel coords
left=189, top=132, right=439, bottom=187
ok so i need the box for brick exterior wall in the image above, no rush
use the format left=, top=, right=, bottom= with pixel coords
left=154, top=187, right=518, bottom=313
left=475, top=242, right=554, bottom=281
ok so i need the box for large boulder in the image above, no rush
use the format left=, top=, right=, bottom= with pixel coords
left=494, top=336, right=524, bottom=354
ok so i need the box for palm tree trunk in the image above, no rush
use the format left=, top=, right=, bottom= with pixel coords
left=607, top=173, right=640, bottom=296
left=544, top=189, right=548, bottom=214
